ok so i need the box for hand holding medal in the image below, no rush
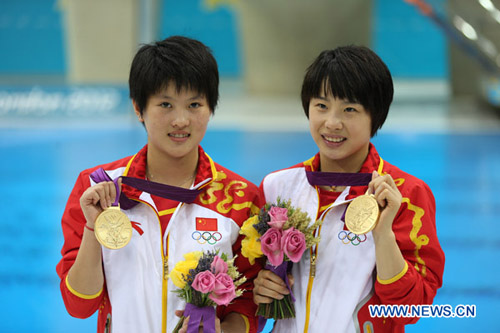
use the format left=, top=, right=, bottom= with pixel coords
left=345, top=171, right=402, bottom=235
left=94, top=178, right=132, bottom=250
left=80, top=176, right=132, bottom=250
left=84, top=167, right=202, bottom=250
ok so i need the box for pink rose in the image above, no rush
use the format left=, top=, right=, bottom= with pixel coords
left=260, top=228, right=284, bottom=267
left=192, top=271, right=216, bottom=293
left=211, top=255, right=228, bottom=275
left=267, top=206, right=288, bottom=229
left=281, top=227, right=306, bottom=263
left=209, top=273, right=236, bottom=306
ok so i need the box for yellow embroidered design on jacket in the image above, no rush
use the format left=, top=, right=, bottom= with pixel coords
left=403, top=197, right=429, bottom=277
left=377, top=158, right=405, bottom=186
left=199, top=171, right=260, bottom=215
left=199, top=171, right=226, bottom=205
left=379, top=158, right=428, bottom=277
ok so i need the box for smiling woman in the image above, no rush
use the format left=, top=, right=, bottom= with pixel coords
left=134, top=84, right=212, bottom=186
left=254, top=45, right=445, bottom=333
left=55, top=35, right=264, bottom=333
left=308, top=94, right=372, bottom=173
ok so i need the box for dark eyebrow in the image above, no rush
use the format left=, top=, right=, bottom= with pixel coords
left=155, top=95, right=202, bottom=101
left=312, top=96, right=328, bottom=101
left=343, top=99, right=361, bottom=105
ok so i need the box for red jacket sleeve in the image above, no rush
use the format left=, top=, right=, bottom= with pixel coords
left=375, top=181, right=445, bottom=325
left=56, top=171, right=105, bottom=318
left=217, top=189, right=265, bottom=333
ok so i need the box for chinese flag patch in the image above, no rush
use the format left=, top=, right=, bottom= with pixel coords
left=196, top=217, right=218, bottom=231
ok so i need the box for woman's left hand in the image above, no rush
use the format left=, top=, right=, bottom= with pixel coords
left=367, top=170, right=402, bottom=237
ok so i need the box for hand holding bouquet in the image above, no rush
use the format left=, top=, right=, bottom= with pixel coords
left=169, top=251, right=247, bottom=333
left=240, top=198, right=321, bottom=320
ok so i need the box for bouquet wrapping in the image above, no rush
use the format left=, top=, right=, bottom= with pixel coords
left=169, top=251, right=247, bottom=333
left=240, top=198, right=321, bottom=323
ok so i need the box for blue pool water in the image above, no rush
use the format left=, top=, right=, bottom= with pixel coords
left=0, top=125, right=498, bottom=332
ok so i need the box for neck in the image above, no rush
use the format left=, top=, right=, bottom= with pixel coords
left=319, top=145, right=369, bottom=173
left=146, top=147, right=199, bottom=188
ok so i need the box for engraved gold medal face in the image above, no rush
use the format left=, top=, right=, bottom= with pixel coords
left=94, top=206, right=132, bottom=249
left=345, top=194, right=380, bottom=235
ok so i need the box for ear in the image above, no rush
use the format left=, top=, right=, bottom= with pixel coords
left=132, top=100, right=144, bottom=122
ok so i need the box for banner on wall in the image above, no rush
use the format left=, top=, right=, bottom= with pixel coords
left=0, top=85, right=131, bottom=118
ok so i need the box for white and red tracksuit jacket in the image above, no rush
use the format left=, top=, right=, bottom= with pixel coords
left=260, top=143, right=445, bottom=332
left=57, top=145, right=264, bottom=333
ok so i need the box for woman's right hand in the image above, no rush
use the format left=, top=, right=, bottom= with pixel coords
left=79, top=180, right=119, bottom=227
left=66, top=179, right=119, bottom=294
left=253, top=269, right=294, bottom=305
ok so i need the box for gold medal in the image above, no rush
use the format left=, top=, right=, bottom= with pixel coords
left=94, top=205, right=132, bottom=249
left=345, top=194, right=380, bottom=235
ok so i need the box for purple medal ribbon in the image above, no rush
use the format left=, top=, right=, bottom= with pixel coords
left=305, top=170, right=372, bottom=187
left=89, top=168, right=201, bottom=209
left=89, top=168, right=125, bottom=207
left=121, top=176, right=201, bottom=203
left=306, top=170, right=373, bottom=224
left=184, top=303, right=216, bottom=333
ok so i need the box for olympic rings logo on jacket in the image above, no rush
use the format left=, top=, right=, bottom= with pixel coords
left=338, top=230, right=367, bottom=246
left=191, top=231, right=223, bottom=245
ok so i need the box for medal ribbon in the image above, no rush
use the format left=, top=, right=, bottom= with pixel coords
left=121, top=176, right=201, bottom=203
left=90, top=168, right=122, bottom=206
left=305, top=170, right=372, bottom=187
left=89, top=168, right=201, bottom=209
left=306, top=170, right=373, bottom=224
left=183, top=303, right=216, bottom=333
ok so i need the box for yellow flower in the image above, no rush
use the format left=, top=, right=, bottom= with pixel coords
left=240, top=216, right=263, bottom=264
left=241, top=236, right=263, bottom=265
left=183, top=251, right=203, bottom=262
left=169, top=268, right=187, bottom=289
left=240, top=216, right=260, bottom=238
left=168, top=251, right=202, bottom=289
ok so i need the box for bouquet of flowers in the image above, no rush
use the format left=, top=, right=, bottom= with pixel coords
left=240, top=198, right=321, bottom=320
left=169, top=250, right=247, bottom=333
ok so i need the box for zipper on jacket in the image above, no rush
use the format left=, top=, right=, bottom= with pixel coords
left=161, top=236, right=169, bottom=333
left=303, top=203, right=330, bottom=333
left=310, top=254, right=316, bottom=277
left=130, top=198, right=169, bottom=333
left=161, top=203, right=183, bottom=333
left=303, top=251, right=316, bottom=333
left=303, top=254, right=317, bottom=331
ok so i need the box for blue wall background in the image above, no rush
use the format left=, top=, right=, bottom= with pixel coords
left=0, top=0, right=66, bottom=74
left=0, top=0, right=448, bottom=78
left=374, top=0, right=448, bottom=78
left=160, top=0, right=242, bottom=77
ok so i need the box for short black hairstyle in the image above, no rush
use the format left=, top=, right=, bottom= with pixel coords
left=129, top=35, right=219, bottom=115
left=301, top=45, right=393, bottom=136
